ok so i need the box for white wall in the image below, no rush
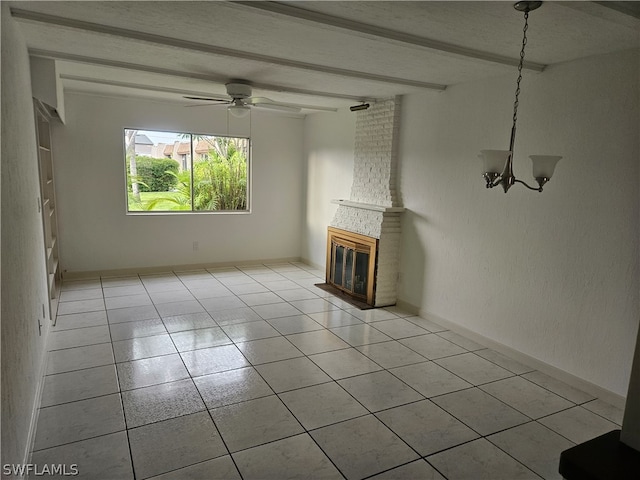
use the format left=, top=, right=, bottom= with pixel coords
left=397, top=49, right=639, bottom=397
left=302, top=49, right=639, bottom=396
left=1, top=4, right=52, bottom=467
left=53, top=93, right=305, bottom=273
left=301, top=110, right=355, bottom=267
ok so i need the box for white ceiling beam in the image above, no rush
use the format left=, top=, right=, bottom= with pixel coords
left=564, top=1, right=640, bottom=28
left=59, top=75, right=230, bottom=100
left=30, top=49, right=371, bottom=102
left=12, top=8, right=447, bottom=91
left=231, top=1, right=546, bottom=72
left=59, top=74, right=336, bottom=110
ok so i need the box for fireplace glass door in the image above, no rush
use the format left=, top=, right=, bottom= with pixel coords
left=330, top=239, right=370, bottom=299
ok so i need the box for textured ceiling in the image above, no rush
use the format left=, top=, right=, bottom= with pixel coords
left=10, top=1, right=640, bottom=113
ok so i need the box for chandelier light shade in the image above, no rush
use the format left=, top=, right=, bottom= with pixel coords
left=480, top=150, right=511, bottom=176
left=479, top=1, right=562, bottom=193
left=530, top=155, right=562, bottom=188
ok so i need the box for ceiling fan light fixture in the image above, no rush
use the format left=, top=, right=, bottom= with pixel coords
left=228, top=104, right=251, bottom=118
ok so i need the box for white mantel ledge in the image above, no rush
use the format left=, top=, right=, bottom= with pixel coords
left=331, top=199, right=405, bottom=213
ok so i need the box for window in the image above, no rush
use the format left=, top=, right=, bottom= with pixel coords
left=124, top=129, right=250, bottom=213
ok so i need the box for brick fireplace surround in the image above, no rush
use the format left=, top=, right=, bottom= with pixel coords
left=328, top=97, right=404, bottom=307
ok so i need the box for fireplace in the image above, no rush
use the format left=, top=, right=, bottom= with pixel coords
left=327, top=97, right=404, bottom=307
left=326, top=227, right=377, bottom=306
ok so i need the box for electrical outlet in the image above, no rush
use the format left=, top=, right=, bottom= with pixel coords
left=193, top=241, right=199, bottom=251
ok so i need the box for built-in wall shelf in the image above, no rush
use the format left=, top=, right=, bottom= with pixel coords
left=35, top=101, right=61, bottom=320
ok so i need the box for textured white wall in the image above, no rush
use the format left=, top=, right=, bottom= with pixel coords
left=53, top=93, right=304, bottom=273
left=398, top=49, right=639, bottom=396
left=1, top=4, right=52, bottom=466
left=301, top=111, right=355, bottom=267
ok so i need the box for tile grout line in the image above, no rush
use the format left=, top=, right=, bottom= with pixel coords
left=121, top=269, right=221, bottom=478
left=106, top=272, right=139, bottom=480
left=173, top=266, right=254, bottom=480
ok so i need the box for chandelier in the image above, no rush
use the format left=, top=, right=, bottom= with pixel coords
left=480, top=1, right=562, bottom=193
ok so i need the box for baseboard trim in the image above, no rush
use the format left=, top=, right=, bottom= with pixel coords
left=395, top=299, right=420, bottom=316
left=23, top=326, right=50, bottom=467
left=299, top=258, right=324, bottom=272
left=62, top=257, right=306, bottom=280
left=397, top=301, right=626, bottom=409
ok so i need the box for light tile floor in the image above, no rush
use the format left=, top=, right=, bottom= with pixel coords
left=31, top=263, right=623, bottom=480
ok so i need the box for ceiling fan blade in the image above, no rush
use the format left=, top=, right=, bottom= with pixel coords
left=244, top=96, right=297, bottom=112
left=248, top=96, right=337, bottom=112
left=183, top=95, right=230, bottom=103
left=184, top=103, right=230, bottom=108
left=250, top=102, right=301, bottom=113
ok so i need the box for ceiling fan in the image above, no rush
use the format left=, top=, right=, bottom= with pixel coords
left=184, top=81, right=337, bottom=117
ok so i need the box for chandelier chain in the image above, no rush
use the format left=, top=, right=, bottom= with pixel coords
left=512, top=11, right=529, bottom=128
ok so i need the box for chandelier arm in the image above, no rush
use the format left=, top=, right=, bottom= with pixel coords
left=513, top=178, right=543, bottom=192
left=483, top=172, right=503, bottom=189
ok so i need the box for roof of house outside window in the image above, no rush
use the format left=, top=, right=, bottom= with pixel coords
left=176, top=142, right=190, bottom=155
left=195, top=140, right=211, bottom=155
left=163, top=143, right=175, bottom=156
left=134, top=134, right=153, bottom=145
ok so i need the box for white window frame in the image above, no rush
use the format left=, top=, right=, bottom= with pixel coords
left=124, top=128, right=251, bottom=215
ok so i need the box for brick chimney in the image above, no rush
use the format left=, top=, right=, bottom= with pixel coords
left=330, top=97, right=404, bottom=307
